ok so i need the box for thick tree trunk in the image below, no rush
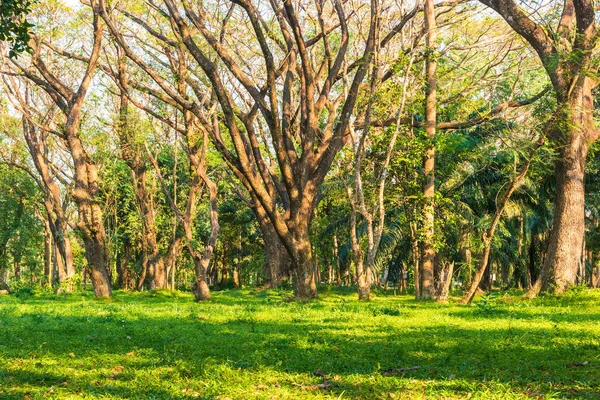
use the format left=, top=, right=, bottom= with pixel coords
left=290, top=229, right=318, bottom=299
left=437, top=262, right=454, bottom=303
left=256, top=203, right=291, bottom=287
left=81, top=227, right=112, bottom=297
left=192, top=255, right=211, bottom=301
left=69, top=136, right=112, bottom=298
left=540, top=136, right=587, bottom=293
left=528, top=83, right=593, bottom=297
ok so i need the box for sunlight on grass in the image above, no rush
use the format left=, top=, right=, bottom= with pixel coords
left=1, top=288, right=599, bottom=399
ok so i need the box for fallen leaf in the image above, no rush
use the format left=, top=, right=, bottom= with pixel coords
left=566, top=361, right=589, bottom=367
left=381, top=366, right=421, bottom=376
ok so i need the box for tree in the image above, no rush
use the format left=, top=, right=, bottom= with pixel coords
left=99, top=0, right=381, bottom=299
left=477, top=0, right=598, bottom=295
left=5, top=0, right=112, bottom=297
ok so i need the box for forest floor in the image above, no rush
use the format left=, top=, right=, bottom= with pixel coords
left=0, top=286, right=599, bottom=399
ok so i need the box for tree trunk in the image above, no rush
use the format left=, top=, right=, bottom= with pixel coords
left=135, top=170, right=167, bottom=290
left=290, top=229, right=318, bottom=299
left=13, top=260, right=21, bottom=280
left=348, top=187, right=370, bottom=300
left=66, top=108, right=111, bottom=297
left=192, top=162, right=219, bottom=301
left=166, top=235, right=183, bottom=291
left=591, top=256, right=600, bottom=288
left=540, top=135, right=587, bottom=293
left=256, top=203, right=291, bottom=287
left=527, top=80, right=593, bottom=297
left=437, top=261, right=454, bottom=303
left=44, top=218, right=53, bottom=287
left=419, top=0, right=437, bottom=300
left=192, top=255, right=211, bottom=301
left=412, top=233, right=420, bottom=298
left=23, top=121, right=76, bottom=288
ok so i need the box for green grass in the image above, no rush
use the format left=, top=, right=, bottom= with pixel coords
left=1, top=287, right=599, bottom=399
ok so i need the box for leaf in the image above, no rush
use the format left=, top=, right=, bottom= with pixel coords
left=381, top=366, right=421, bottom=376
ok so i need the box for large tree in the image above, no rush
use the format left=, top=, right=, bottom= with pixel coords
left=5, top=0, right=112, bottom=297
left=99, top=0, right=380, bottom=298
left=477, top=0, right=598, bottom=294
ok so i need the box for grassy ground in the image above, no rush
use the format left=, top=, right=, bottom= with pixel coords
left=0, top=287, right=599, bottom=399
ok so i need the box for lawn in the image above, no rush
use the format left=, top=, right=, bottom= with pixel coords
left=0, top=287, right=599, bottom=399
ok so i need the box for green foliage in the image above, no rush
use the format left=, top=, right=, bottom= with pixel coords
left=476, top=291, right=499, bottom=312
left=0, top=0, right=34, bottom=56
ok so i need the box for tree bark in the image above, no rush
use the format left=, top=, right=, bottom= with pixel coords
left=437, top=261, right=454, bottom=303
left=43, top=217, right=53, bottom=287
left=540, top=120, right=588, bottom=293
left=290, top=227, right=318, bottom=299
left=420, top=0, right=437, bottom=300
left=166, top=235, right=183, bottom=291
left=254, top=201, right=291, bottom=287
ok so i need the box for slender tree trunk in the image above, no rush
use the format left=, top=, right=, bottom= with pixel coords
left=44, top=217, right=53, bottom=287
left=23, top=110, right=76, bottom=288
left=347, top=187, right=370, bottom=300
left=191, top=173, right=219, bottom=301
left=13, top=262, right=21, bottom=280
left=462, top=138, right=540, bottom=303
left=591, top=254, right=600, bottom=288
left=166, top=235, right=183, bottom=291
left=42, top=199, right=74, bottom=287
left=411, top=222, right=420, bottom=298
left=420, top=0, right=437, bottom=300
